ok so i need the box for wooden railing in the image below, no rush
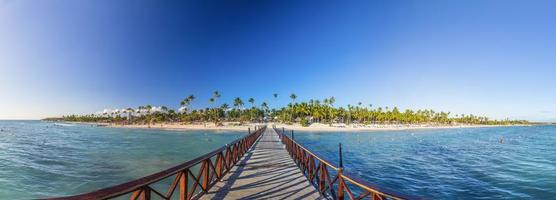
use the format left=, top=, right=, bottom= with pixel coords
left=273, top=127, right=421, bottom=200
left=46, top=126, right=266, bottom=200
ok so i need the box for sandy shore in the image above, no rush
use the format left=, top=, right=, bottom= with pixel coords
left=107, top=122, right=258, bottom=131
left=274, top=122, right=528, bottom=132
left=92, top=122, right=528, bottom=132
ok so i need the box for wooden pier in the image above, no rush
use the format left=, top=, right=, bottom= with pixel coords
left=201, top=128, right=323, bottom=199
left=46, top=126, right=416, bottom=200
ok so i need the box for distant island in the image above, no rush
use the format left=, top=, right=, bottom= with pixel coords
left=45, top=92, right=529, bottom=131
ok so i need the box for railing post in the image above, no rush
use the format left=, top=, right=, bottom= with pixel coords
left=241, top=138, right=245, bottom=153
left=292, top=141, right=296, bottom=161
left=244, top=137, right=248, bottom=152
left=215, top=154, right=223, bottom=178
left=337, top=172, right=345, bottom=200
left=224, top=144, right=230, bottom=170
left=282, top=127, right=285, bottom=134
left=248, top=127, right=251, bottom=134
left=179, top=170, right=188, bottom=200
left=231, top=144, right=236, bottom=164
left=318, top=164, right=325, bottom=193
left=337, top=143, right=344, bottom=200
left=291, top=130, right=294, bottom=140
left=234, top=143, right=239, bottom=162
left=339, top=143, right=343, bottom=168
left=202, top=161, right=209, bottom=190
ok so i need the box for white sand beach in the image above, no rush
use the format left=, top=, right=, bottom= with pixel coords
left=98, top=122, right=528, bottom=132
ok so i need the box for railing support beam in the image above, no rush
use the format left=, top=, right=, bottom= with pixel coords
left=202, top=162, right=210, bottom=191
left=138, top=187, right=151, bottom=200
left=179, top=171, right=188, bottom=200
left=337, top=174, right=345, bottom=200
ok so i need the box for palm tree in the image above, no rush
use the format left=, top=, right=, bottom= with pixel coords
left=289, top=94, right=297, bottom=122
left=220, top=103, right=230, bottom=121
left=248, top=98, right=255, bottom=108
left=142, top=105, right=153, bottom=128
left=261, top=102, right=269, bottom=116
left=209, top=96, right=222, bottom=123
left=180, top=95, right=195, bottom=113
left=137, top=106, right=144, bottom=113
left=233, top=97, right=244, bottom=109
left=273, top=93, right=279, bottom=109
left=247, top=98, right=256, bottom=121
left=213, top=91, right=221, bottom=106
left=187, top=95, right=195, bottom=108
left=347, top=104, right=352, bottom=124
left=233, top=97, right=245, bottom=122
left=180, top=98, right=189, bottom=107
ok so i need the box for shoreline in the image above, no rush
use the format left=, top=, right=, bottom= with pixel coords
left=61, top=121, right=531, bottom=132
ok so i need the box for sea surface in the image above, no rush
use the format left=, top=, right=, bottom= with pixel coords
left=0, top=120, right=245, bottom=199
left=1, top=121, right=555, bottom=199
left=293, top=126, right=556, bottom=199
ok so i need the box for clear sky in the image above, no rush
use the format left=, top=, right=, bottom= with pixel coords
left=1, top=0, right=555, bottom=121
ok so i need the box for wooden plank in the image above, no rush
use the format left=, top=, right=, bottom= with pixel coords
left=201, top=128, right=323, bottom=200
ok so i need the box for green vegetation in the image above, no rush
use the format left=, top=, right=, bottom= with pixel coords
left=51, top=93, right=528, bottom=126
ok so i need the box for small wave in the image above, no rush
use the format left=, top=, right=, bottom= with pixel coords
left=54, top=123, right=75, bottom=127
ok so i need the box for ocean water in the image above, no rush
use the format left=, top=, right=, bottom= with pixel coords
left=0, top=120, right=245, bottom=199
left=1, top=121, right=555, bottom=199
left=293, top=126, right=556, bottom=199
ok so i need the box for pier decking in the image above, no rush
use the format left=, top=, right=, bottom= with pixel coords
left=201, top=128, right=323, bottom=199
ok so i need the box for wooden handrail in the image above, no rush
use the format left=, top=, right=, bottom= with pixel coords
left=273, top=127, right=422, bottom=200
left=45, top=126, right=266, bottom=200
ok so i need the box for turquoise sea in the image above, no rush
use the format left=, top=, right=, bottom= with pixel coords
left=293, top=126, right=556, bottom=199
left=0, top=120, right=245, bottom=199
left=1, top=121, right=555, bottom=199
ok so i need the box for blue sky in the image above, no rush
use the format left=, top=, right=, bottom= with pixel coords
left=1, top=0, right=555, bottom=121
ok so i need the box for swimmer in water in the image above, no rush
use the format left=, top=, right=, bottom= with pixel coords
left=499, top=137, right=504, bottom=144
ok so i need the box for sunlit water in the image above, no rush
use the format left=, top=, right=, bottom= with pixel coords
left=2, top=121, right=555, bottom=199
left=0, top=120, right=245, bottom=199
left=293, top=126, right=556, bottom=199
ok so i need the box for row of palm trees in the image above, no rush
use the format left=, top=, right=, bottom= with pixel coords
left=58, top=92, right=528, bottom=126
